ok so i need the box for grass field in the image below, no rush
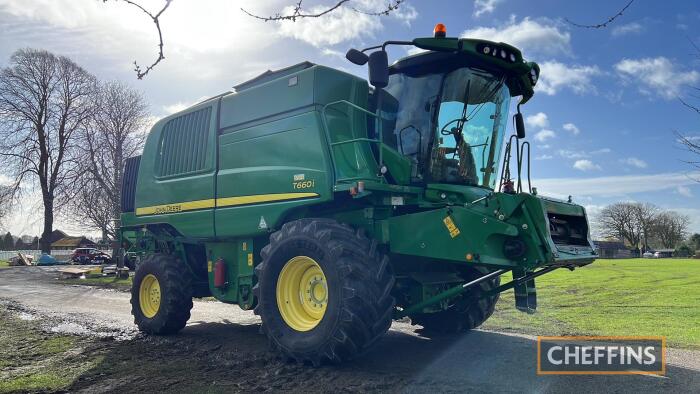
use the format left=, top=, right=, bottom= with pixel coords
left=0, top=260, right=8, bottom=268
left=482, top=258, right=700, bottom=349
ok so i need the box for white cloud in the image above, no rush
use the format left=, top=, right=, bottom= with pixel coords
left=525, top=112, right=548, bottom=128
left=277, top=6, right=378, bottom=47
left=590, top=148, right=612, bottom=154
left=461, top=17, right=570, bottom=57
left=611, top=22, right=643, bottom=37
left=535, top=154, right=553, bottom=160
left=276, top=0, right=417, bottom=47
left=558, top=149, right=588, bottom=159
left=615, top=57, right=700, bottom=99
left=536, top=61, right=602, bottom=95
left=534, top=129, right=556, bottom=142
left=162, top=96, right=209, bottom=115
left=677, top=185, right=693, bottom=197
left=473, top=0, right=503, bottom=17
left=535, top=171, right=700, bottom=199
left=620, top=157, right=648, bottom=168
left=562, top=122, right=580, bottom=135
left=573, top=159, right=601, bottom=171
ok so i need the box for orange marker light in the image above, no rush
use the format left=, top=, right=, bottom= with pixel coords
left=434, top=23, right=447, bottom=38
left=466, top=253, right=473, bottom=261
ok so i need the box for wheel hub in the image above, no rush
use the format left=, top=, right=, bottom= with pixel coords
left=276, top=256, right=328, bottom=332
left=139, top=274, right=161, bottom=318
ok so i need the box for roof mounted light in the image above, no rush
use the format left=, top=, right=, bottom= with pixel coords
left=433, top=23, right=447, bottom=38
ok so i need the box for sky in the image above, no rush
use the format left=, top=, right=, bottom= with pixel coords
left=0, top=0, right=699, bottom=237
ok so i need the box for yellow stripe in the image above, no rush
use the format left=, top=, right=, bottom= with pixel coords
left=216, top=192, right=319, bottom=207
left=135, top=193, right=318, bottom=216
left=135, top=199, right=216, bottom=216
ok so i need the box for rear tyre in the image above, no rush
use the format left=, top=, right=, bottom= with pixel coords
left=254, top=219, right=395, bottom=365
left=411, top=266, right=500, bottom=334
left=131, top=253, right=193, bottom=335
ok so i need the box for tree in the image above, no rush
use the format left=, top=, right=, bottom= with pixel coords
left=14, top=237, right=25, bottom=250
left=596, top=202, right=659, bottom=253
left=652, top=211, right=690, bottom=249
left=1, top=232, right=12, bottom=250
left=0, top=48, right=97, bottom=253
left=690, top=233, right=700, bottom=251
left=633, top=203, right=659, bottom=253
left=103, top=0, right=405, bottom=79
left=68, top=81, right=149, bottom=241
left=32, top=235, right=39, bottom=250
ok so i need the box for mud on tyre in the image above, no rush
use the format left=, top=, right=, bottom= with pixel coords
left=254, top=218, right=395, bottom=365
left=131, top=253, right=193, bottom=335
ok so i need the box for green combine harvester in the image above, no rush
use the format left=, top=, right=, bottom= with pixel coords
left=119, top=24, right=596, bottom=364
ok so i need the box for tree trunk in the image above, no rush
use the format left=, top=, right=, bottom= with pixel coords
left=40, top=199, right=54, bottom=254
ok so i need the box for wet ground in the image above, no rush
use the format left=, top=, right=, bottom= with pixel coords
left=1, top=266, right=699, bottom=393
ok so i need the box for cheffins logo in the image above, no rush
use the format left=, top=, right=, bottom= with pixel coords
left=537, top=336, right=665, bottom=375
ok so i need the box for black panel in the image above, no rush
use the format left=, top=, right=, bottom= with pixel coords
left=121, top=155, right=141, bottom=213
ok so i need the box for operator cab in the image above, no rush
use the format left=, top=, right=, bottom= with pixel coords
left=357, top=26, right=539, bottom=191
left=371, top=51, right=511, bottom=189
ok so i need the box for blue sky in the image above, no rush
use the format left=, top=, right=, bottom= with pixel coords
left=0, top=0, right=699, bottom=236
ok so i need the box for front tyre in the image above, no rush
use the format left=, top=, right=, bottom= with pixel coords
left=130, top=254, right=193, bottom=335
left=254, top=219, right=395, bottom=365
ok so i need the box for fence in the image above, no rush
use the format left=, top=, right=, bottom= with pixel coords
left=0, top=249, right=111, bottom=262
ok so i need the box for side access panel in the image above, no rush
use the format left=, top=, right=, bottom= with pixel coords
left=130, top=103, right=218, bottom=237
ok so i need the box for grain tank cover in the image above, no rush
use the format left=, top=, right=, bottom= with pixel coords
left=234, top=61, right=315, bottom=92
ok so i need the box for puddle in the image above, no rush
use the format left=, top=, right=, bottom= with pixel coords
left=50, top=322, right=92, bottom=335
left=17, top=312, right=37, bottom=321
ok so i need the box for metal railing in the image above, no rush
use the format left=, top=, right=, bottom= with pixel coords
left=320, top=99, right=386, bottom=183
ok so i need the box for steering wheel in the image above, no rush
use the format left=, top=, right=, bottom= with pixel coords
left=440, top=117, right=466, bottom=135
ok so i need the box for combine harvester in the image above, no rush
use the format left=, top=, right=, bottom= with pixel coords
left=119, top=24, right=596, bottom=364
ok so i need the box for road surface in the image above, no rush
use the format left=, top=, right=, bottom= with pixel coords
left=1, top=266, right=698, bottom=393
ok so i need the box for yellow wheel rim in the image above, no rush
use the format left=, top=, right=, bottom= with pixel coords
left=276, top=256, right=328, bottom=332
left=139, top=274, right=161, bottom=318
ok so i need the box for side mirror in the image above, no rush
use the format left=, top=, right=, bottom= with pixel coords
left=368, top=51, right=389, bottom=89
left=514, top=112, right=526, bottom=139
left=346, top=48, right=369, bottom=65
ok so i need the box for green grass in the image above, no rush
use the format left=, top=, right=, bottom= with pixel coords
left=482, top=258, right=700, bottom=349
left=0, top=260, right=8, bottom=268
left=0, top=373, right=72, bottom=393
left=0, top=305, right=97, bottom=393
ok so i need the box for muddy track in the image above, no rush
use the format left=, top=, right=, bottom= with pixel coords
left=1, top=266, right=699, bottom=393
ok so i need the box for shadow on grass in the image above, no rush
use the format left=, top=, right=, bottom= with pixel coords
left=67, top=321, right=700, bottom=393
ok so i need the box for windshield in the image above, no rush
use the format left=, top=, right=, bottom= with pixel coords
left=381, top=67, right=510, bottom=189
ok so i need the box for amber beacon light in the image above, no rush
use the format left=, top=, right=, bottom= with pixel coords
left=433, top=23, right=447, bottom=38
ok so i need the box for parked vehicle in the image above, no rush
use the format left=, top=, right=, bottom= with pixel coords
left=71, top=248, right=112, bottom=264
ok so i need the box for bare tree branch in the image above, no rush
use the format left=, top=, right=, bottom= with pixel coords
left=241, top=0, right=351, bottom=22
left=66, top=81, right=149, bottom=240
left=351, top=0, right=404, bottom=16
left=565, top=0, right=635, bottom=29
left=103, top=0, right=172, bottom=79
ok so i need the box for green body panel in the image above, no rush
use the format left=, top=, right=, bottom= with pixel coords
left=205, top=239, right=254, bottom=308
left=120, top=41, right=594, bottom=316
